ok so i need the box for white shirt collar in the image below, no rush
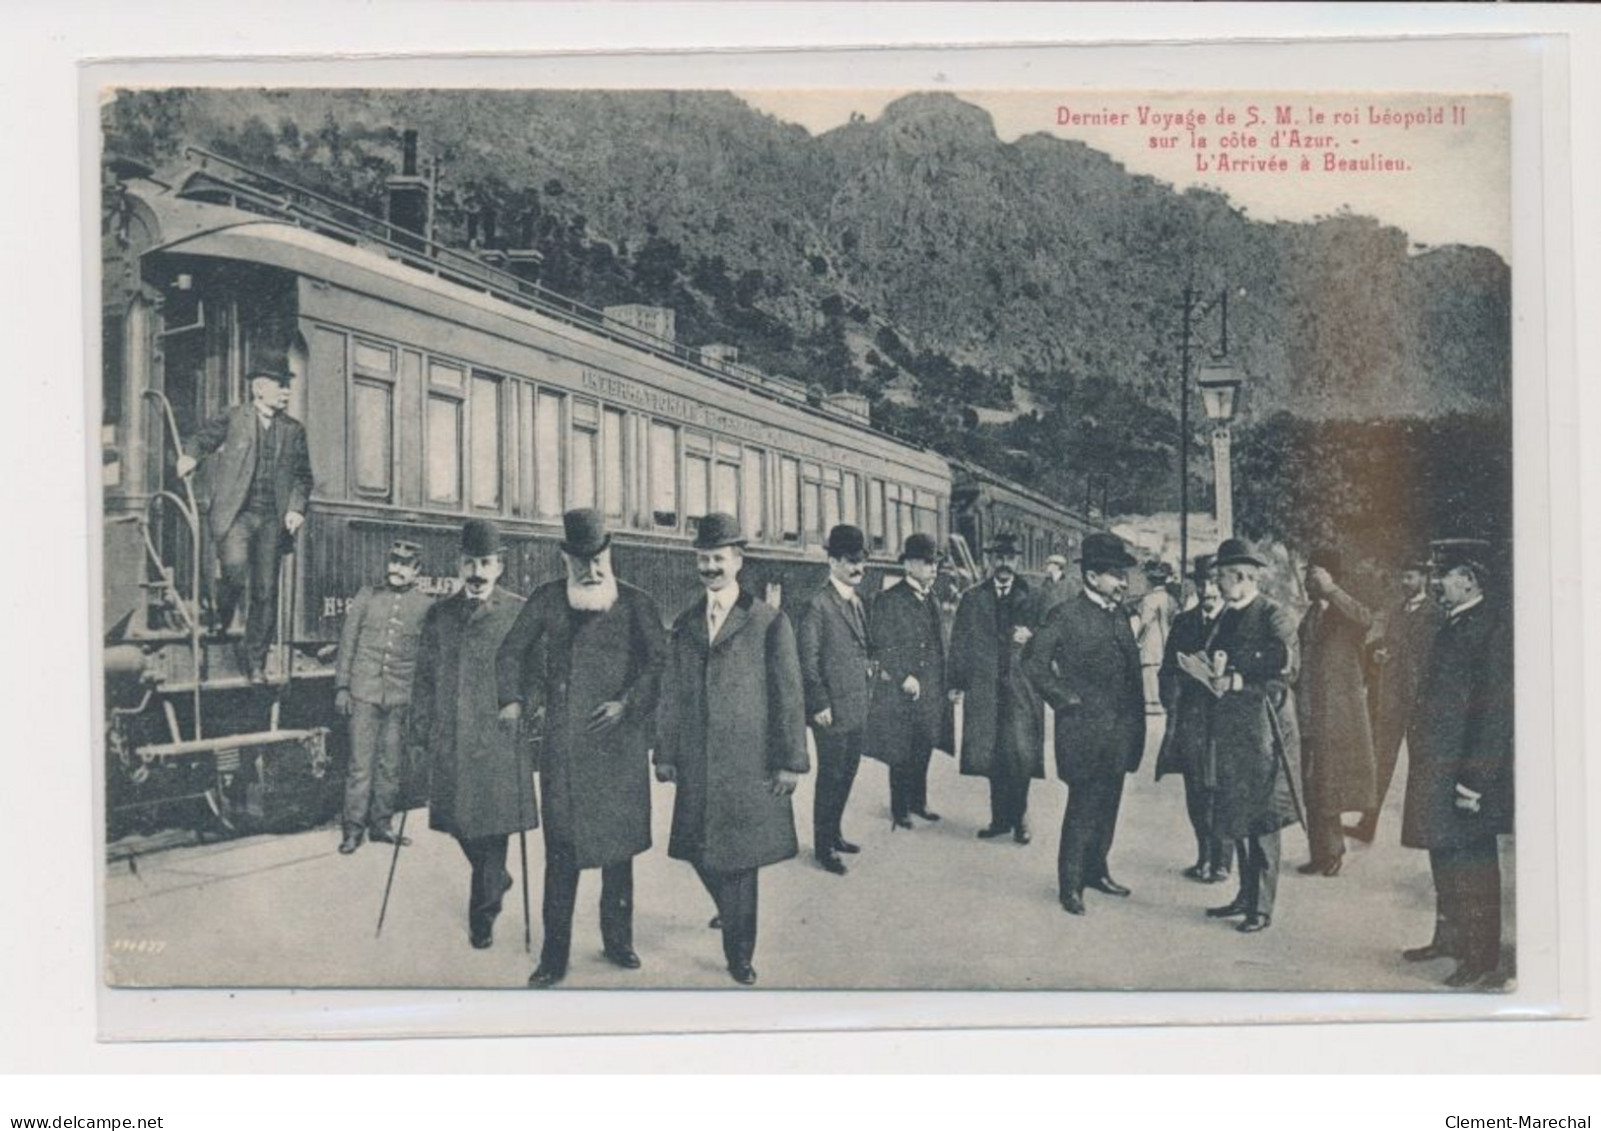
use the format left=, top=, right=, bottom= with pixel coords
left=1448, top=594, right=1484, bottom=621
left=903, top=576, right=929, bottom=599
left=1405, top=592, right=1428, bottom=612
left=829, top=575, right=861, bottom=603
left=1228, top=590, right=1260, bottom=611
left=706, top=586, right=738, bottom=616
left=1083, top=588, right=1118, bottom=612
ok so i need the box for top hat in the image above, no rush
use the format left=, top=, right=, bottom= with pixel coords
left=1213, top=537, right=1268, bottom=568
left=825, top=524, right=868, bottom=560
left=1307, top=547, right=1343, bottom=576
left=560, top=508, right=611, bottom=558
left=693, top=512, right=747, bottom=551
left=900, top=532, right=939, bottom=563
left=460, top=518, right=504, bottom=558
left=1429, top=538, right=1493, bottom=576
left=387, top=539, right=422, bottom=563
left=1189, top=553, right=1216, bottom=583
left=986, top=532, right=1022, bottom=556
left=1079, top=532, right=1137, bottom=571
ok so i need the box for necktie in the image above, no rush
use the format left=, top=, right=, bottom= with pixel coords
left=848, top=595, right=866, bottom=638
left=707, top=600, right=724, bottom=642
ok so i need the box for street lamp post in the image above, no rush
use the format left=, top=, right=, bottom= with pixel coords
left=1177, top=285, right=1235, bottom=575
left=1197, top=361, right=1243, bottom=541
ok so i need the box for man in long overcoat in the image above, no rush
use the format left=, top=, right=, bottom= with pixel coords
left=655, top=513, right=809, bottom=986
left=1401, top=540, right=1512, bottom=989
left=1025, top=533, right=1146, bottom=915
left=496, top=510, right=666, bottom=989
left=948, top=533, right=1044, bottom=844
left=797, top=524, right=874, bottom=874
left=411, top=519, right=537, bottom=950
left=176, top=359, right=314, bottom=682
left=1352, top=555, right=1444, bottom=843
left=867, top=533, right=950, bottom=830
left=1203, top=539, right=1305, bottom=934
left=1156, top=554, right=1232, bottom=883
left=1295, top=548, right=1377, bottom=876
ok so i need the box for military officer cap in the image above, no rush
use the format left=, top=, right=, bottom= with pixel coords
left=460, top=519, right=504, bottom=557
left=387, top=539, right=422, bottom=564
left=825, top=524, right=868, bottom=561
left=900, top=533, right=940, bottom=564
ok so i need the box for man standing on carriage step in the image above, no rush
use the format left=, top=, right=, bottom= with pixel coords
left=175, top=355, right=314, bottom=684
left=948, top=532, right=1044, bottom=844
left=1024, top=532, right=1146, bottom=916
left=797, top=524, right=874, bottom=874
left=411, top=519, right=537, bottom=951
left=334, top=539, right=434, bottom=855
left=867, top=532, right=951, bottom=831
left=655, top=513, right=809, bottom=986
left=495, top=509, right=666, bottom=990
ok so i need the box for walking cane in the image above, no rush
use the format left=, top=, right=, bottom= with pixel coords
left=375, top=808, right=409, bottom=938
left=1265, top=702, right=1308, bottom=831
left=519, top=830, right=532, bottom=954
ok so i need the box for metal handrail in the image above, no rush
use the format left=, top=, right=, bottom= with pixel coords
left=141, top=389, right=204, bottom=739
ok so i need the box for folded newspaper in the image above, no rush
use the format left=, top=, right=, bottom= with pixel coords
left=1176, top=651, right=1225, bottom=698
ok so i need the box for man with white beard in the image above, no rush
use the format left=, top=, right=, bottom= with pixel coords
left=496, top=509, right=666, bottom=989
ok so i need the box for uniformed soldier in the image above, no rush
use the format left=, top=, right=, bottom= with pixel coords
left=334, top=539, right=434, bottom=854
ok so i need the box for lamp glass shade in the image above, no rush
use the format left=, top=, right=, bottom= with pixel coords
left=1197, top=361, right=1243, bottom=422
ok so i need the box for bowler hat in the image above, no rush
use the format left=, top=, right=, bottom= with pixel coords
left=460, top=519, right=503, bottom=558
left=560, top=508, right=611, bottom=558
left=246, top=352, right=295, bottom=384
left=1307, top=547, right=1343, bottom=577
left=1213, top=537, right=1268, bottom=568
left=986, top=532, right=1022, bottom=556
left=900, top=533, right=939, bottom=563
left=825, top=524, right=867, bottom=560
left=1144, top=559, right=1173, bottom=582
left=387, top=539, right=422, bottom=563
left=1079, top=532, right=1137, bottom=571
left=1189, top=553, right=1216, bottom=583
left=693, top=512, right=747, bottom=551
left=1429, top=538, right=1493, bottom=577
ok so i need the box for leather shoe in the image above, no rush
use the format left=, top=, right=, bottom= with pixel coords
left=1088, top=877, right=1131, bottom=897
left=728, top=962, right=758, bottom=986
left=1344, top=822, right=1375, bottom=844
left=367, top=823, right=410, bottom=846
left=527, top=964, right=566, bottom=989
left=911, top=807, right=941, bottom=822
left=892, top=816, right=914, bottom=830
left=708, top=915, right=722, bottom=930
left=1208, top=867, right=1231, bottom=884
left=1445, top=963, right=1494, bottom=988
left=816, top=852, right=848, bottom=876
left=1296, top=859, right=1327, bottom=875
left=976, top=824, right=1012, bottom=839
left=1403, top=942, right=1452, bottom=962
left=1013, top=822, right=1032, bottom=845
left=337, top=829, right=363, bottom=855
left=1476, top=970, right=1512, bottom=991
left=470, top=925, right=494, bottom=950
left=603, top=945, right=642, bottom=970
left=834, top=838, right=861, bottom=854
left=1207, top=900, right=1249, bottom=919
left=1237, top=913, right=1272, bottom=933
left=1181, top=863, right=1208, bottom=882
left=1321, top=857, right=1342, bottom=877
left=1061, top=892, right=1087, bottom=916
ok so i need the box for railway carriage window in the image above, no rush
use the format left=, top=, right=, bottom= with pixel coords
left=867, top=479, right=886, bottom=551
left=470, top=375, right=502, bottom=510
left=649, top=420, right=679, bottom=529
left=534, top=390, right=563, bottom=518
left=779, top=456, right=801, bottom=543
left=426, top=394, right=462, bottom=506
left=713, top=459, right=740, bottom=518
left=743, top=447, right=767, bottom=540
left=352, top=380, right=393, bottom=498
left=602, top=407, right=627, bottom=520
left=842, top=472, right=860, bottom=529
left=884, top=483, right=902, bottom=555
left=684, top=432, right=712, bottom=532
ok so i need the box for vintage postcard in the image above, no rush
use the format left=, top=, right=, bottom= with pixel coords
left=85, top=35, right=1576, bottom=1038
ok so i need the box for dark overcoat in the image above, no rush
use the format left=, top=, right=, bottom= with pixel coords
left=1209, top=596, right=1305, bottom=840
left=947, top=578, right=1044, bottom=781
left=1155, top=605, right=1227, bottom=780
left=413, top=587, right=539, bottom=841
left=865, top=579, right=950, bottom=767
left=1402, top=599, right=1513, bottom=849
left=1368, top=595, right=1445, bottom=759
left=187, top=405, right=314, bottom=540
left=1024, top=592, right=1146, bottom=784
left=1296, top=587, right=1378, bottom=813
left=797, top=581, right=874, bottom=734
left=494, top=579, right=666, bottom=869
left=656, top=589, right=810, bottom=873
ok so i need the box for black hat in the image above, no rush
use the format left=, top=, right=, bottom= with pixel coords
left=460, top=519, right=503, bottom=558
left=387, top=539, right=422, bottom=563
left=1307, top=547, right=1343, bottom=576
left=1144, top=559, right=1173, bottom=582
left=825, top=524, right=867, bottom=560
left=1429, top=538, right=1493, bottom=576
left=987, top=532, right=1022, bottom=556
left=900, top=532, right=939, bottom=563
left=1189, top=553, right=1216, bottom=583
left=246, top=352, right=295, bottom=385
left=1080, top=532, right=1137, bottom=570
left=693, top=512, right=747, bottom=551
left=1213, top=537, right=1268, bottom=568
left=560, top=508, right=611, bottom=558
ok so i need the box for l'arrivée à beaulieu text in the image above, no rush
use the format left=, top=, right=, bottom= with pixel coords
left=1445, top=1119, right=1592, bottom=1129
